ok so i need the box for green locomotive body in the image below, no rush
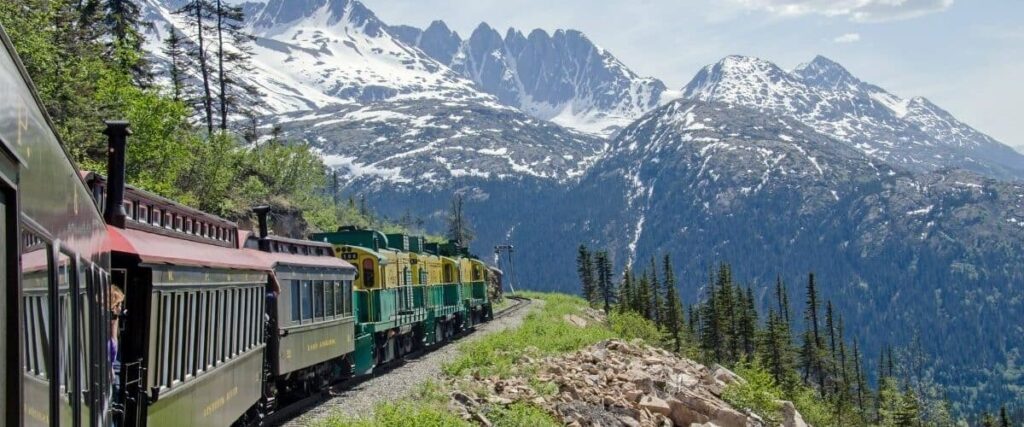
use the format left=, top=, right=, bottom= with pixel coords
left=311, top=228, right=494, bottom=369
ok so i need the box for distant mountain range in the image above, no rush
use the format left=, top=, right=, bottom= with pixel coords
left=141, top=0, right=1024, bottom=411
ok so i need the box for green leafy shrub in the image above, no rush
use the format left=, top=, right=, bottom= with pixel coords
left=443, top=293, right=615, bottom=378
left=609, top=311, right=665, bottom=345
left=722, top=361, right=785, bottom=423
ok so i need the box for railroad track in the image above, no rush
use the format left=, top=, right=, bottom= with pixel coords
left=260, top=296, right=532, bottom=426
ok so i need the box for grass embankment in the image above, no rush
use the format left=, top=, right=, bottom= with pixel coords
left=319, top=292, right=614, bottom=427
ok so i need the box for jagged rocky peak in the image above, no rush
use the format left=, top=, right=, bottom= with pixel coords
left=394, top=19, right=668, bottom=136
left=251, top=0, right=383, bottom=35
left=793, top=55, right=860, bottom=88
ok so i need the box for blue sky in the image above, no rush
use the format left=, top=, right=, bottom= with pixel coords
left=358, top=0, right=1023, bottom=150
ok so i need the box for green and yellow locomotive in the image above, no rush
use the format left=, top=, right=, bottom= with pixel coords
left=312, top=228, right=494, bottom=367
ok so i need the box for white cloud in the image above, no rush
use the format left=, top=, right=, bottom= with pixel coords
left=833, top=33, right=861, bottom=43
left=733, top=0, right=953, bottom=22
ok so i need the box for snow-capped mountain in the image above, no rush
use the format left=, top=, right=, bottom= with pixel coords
left=393, top=21, right=672, bottom=136
left=682, top=55, right=1024, bottom=180
left=142, top=0, right=496, bottom=113
left=141, top=0, right=607, bottom=188
left=557, top=99, right=1024, bottom=408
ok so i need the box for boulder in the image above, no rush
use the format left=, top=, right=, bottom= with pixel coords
left=639, top=395, right=672, bottom=416
left=779, top=400, right=810, bottom=427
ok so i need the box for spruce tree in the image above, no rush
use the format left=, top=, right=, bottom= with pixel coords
left=649, top=256, right=662, bottom=325
left=592, top=251, right=615, bottom=313
left=802, top=273, right=825, bottom=391
left=853, top=341, right=867, bottom=413
left=1000, top=405, right=1011, bottom=427
left=576, top=245, right=596, bottom=306
left=617, top=267, right=633, bottom=314
left=162, top=24, right=191, bottom=102
left=103, top=0, right=150, bottom=83
left=738, top=287, right=757, bottom=359
left=776, top=275, right=791, bottom=326
left=699, top=270, right=722, bottom=362
left=212, top=0, right=259, bottom=130
left=176, top=0, right=215, bottom=134
left=663, top=262, right=685, bottom=352
left=636, top=271, right=652, bottom=320
left=662, top=254, right=678, bottom=321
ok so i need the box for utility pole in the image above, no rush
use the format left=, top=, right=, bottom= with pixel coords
left=494, top=243, right=517, bottom=296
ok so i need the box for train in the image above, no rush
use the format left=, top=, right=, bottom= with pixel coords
left=0, top=24, right=495, bottom=427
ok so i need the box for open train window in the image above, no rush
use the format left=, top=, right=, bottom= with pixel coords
left=313, top=281, right=324, bottom=320
left=138, top=205, right=148, bottom=224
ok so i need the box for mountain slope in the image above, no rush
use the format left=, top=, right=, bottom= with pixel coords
left=682, top=55, right=1024, bottom=181
left=557, top=98, right=1024, bottom=410
left=394, top=21, right=671, bottom=136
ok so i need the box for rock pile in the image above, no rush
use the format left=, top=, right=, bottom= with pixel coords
left=449, top=339, right=809, bottom=427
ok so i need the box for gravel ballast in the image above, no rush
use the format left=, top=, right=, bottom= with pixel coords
left=283, top=299, right=539, bottom=426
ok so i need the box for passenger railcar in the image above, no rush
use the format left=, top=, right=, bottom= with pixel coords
left=243, top=208, right=366, bottom=410
left=1, top=25, right=114, bottom=427
left=86, top=156, right=270, bottom=427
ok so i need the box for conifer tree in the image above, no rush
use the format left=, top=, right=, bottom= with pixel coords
left=775, top=275, right=791, bottom=326
left=662, top=254, right=678, bottom=320
left=176, top=0, right=215, bottom=134
left=212, top=0, right=259, bottom=130
left=699, top=269, right=722, bottom=361
left=853, top=341, right=867, bottom=413
left=801, top=273, right=825, bottom=391
left=982, top=413, right=997, bottom=427
left=639, top=271, right=654, bottom=320
left=1000, top=405, right=1011, bottom=427
left=162, top=24, right=191, bottom=102
left=648, top=256, right=662, bottom=325
left=592, top=251, right=615, bottom=313
left=738, top=287, right=757, bottom=359
left=617, top=267, right=633, bottom=313
left=104, top=0, right=150, bottom=83
left=662, top=256, right=685, bottom=352
left=576, top=245, right=596, bottom=306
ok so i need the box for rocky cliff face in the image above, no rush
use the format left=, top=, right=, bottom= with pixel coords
left=394, top=21, right=671, bottom=136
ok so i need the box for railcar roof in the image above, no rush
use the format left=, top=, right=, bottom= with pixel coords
left=247, top=249, right=355, bottom=272
left=107, top=225, right=269, bottom=271
left=264, top=234, right=335, bottom=249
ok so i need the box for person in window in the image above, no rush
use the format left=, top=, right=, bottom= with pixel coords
left=109, top=286, right=125, bottom=410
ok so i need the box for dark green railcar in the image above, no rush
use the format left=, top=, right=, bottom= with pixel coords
left=2, top=25, right=113, bottom=427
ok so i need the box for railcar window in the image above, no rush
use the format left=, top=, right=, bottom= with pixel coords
left=227, top=288, right=236, bottom=357
left=325, top=281, right=335, bottom=318
left=185, top=292, right=197, bottom=379
left=291, top=281, right=300, bottom=322
left=300, top=281, right=312, bottom=322
left=207, top=290, right=217, bottom=369
left=313, top=281, right=324, bottom=319
left=174, top=292, right=185, bottom=385
left=343, top=280, right=353, bottom=315
left=213, top=289, right=223, bottom=365
left=195, top=292, right=207, bottom=375
left=125, top=200, right=134, bottom=221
